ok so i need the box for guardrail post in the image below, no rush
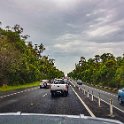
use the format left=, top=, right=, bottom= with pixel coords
left=91, top=91, right=94, bottom=101
left=109, top=98, right=114, bottom=117
left=98, top=93, right=101, bottom=107
left=78, top=87, right=81, bottom=90
left=87, top=90, right=89, bottom=97
left=83, top=87, right=86, bottom=95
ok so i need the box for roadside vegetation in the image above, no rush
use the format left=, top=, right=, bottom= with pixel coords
left=0, top=21, right=64, bottom=88
left=68, top=54, right=124, bottom=89
left=0, top=81, right=39, bottom=91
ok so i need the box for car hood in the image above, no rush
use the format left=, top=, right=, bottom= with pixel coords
left=0, top=112, right=123, bottom=124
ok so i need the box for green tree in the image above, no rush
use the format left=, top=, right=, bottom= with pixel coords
left=0, top=23, right=64, bottom=86
left=68, top=53, right=124, bottom=88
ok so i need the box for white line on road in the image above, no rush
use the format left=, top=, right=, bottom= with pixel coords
left=42, top=93, right=47, bottom=97
left=0, top=87, right=39, bottom=99
left=71, top=86, right=96, bottom=118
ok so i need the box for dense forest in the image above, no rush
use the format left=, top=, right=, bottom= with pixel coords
left=0, top=22, right=64, bottom=86
left=68, top=53, right=124, bottom=88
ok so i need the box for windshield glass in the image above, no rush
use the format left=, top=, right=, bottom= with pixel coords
left=0, top=0, right=124, bottom=124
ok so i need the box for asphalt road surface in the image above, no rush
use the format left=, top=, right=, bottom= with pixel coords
left=0, top=86, right=90, bottom=116
left=71, top=80, right=124, bottom=113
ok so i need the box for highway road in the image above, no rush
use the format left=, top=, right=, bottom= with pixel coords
left=0, top=83, right=124, bottom=123
left=0, top=86, right=90, bottom=116
left=71, top=80, right=124, bottom=113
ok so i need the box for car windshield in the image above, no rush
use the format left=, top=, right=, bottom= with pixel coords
left=0, top=0, right=124, bottom=124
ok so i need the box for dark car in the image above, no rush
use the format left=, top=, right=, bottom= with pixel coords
left=77, top=80, right=83, bottom=85
left=63, top=79, right=70, bottom=85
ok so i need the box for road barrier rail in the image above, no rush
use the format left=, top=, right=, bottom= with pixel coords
left=70, top=81, right=124, bottom=116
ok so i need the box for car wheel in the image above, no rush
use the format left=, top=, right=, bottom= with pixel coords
left=118, top=97, right=123, bottom=104
left=63, top=91, right=68, bottom=97
left=51, top=92, right=55, bottom=97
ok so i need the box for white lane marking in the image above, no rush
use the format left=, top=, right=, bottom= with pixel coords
left=0, top=87, right=39, bottom=99
left=34, top=87, right=39, bottom=89
left=71, top=86, right=96, bottom=118
left=42, top=93, right=47, bottom=97
left=70, top=81, right=75, bottom=87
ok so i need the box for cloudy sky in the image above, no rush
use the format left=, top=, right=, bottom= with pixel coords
left=0, top=0, right=124, bottom=74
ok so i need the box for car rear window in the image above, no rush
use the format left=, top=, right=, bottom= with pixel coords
left=54, top=80, right=65, bottom=84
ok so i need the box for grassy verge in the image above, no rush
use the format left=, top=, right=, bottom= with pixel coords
left=0, top=81, right=40, bottom=92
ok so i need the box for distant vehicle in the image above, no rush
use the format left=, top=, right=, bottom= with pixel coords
left=118, top=88, right=124, bottom=104
left=40, top=80, right=50, bottom=89
left=77, top=79, right=83, bottom=85
left=50, top=79, right=69, bottom=97
left=63, top=78, right=70, bottom=85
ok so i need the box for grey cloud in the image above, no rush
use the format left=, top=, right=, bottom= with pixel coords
left=0, top=0, right=124, bottom=74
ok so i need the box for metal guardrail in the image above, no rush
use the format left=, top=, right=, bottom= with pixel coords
left=70, top=81, right=120, bottom=117
left=80, top=86, right=115, bottom=117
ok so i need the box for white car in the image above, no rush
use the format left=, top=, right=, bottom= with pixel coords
left=40, top=80, right=50, bottom=89
left=50, top=79, right=69, bottom=97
